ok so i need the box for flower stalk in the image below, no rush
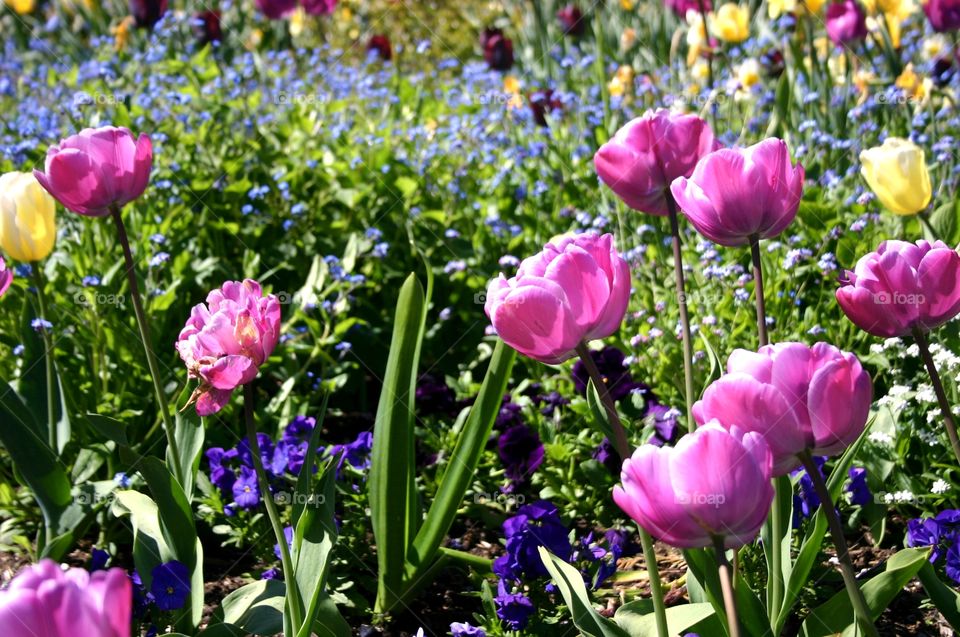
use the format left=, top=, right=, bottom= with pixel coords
left=912, top=327, right=960, bottom=467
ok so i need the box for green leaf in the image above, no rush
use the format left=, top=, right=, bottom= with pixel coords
left=614, top=600, right=718, bottom=636
left=917, top=561, right=960, bottom=630
left=586, top=379, right=618, bottom=443
left=538, top=547, right=629, bottom=637
left=84, top=413, right=128, bottom=446
left=928, top=201, right=959, bottom=245
left=367, top=273, right=425, bottom=613
left=16, top=300, right=69, bottom=454
left=169, top=409, right=205, bottom=501
left=799, top=548, right=930, bottom=637
left=215, top=579, right=286, bottom=635
left=407, top=340, right=516, bottom=576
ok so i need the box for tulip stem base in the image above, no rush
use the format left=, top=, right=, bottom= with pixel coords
left=110, top=206, right=182, bottom=487
left=749, top=235, right=769, bottom=347
left=713, top=537, right=742, bottom=637
left=575, top=341, right=631, bottom=460
left=913, top=328, right=960, bottom=467
left=244, top=384, right=304, bottom=635
left=666, top=196, right=696, bottom=432
left=30, top=267, right=57, bottom=451
left=639, top=527, right=670, bottom=637
left=798, top=451, right=879, bottom=637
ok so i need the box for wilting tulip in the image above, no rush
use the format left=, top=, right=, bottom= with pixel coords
left=924, top=0, right=960, bottom=32
left=0, top=256, right=11, bottom=298
left=825, top=0, right=867, bottom=45
left=34, top=126, right=152, bottom=218
left=255, top=0, right=296, bottom=19
left=302, top=0, right=336, bottom=15
left=484, top=233, right=630, bottom=364
left=527, top=89, right=562, bottom=127
left=192, top=10, right=222, bottom=45
left=711, top=3, right=750, bottom=43
left=0, top=559, right=131, bottom=637
left=836, top=240, right=960, bottom=337
left=481, top=28, right=514, bottom=71
left=670, top=138, right=804, bottom=247
left=129, top=0, right=167, bottom=28
left=177, top=279, right=281, bottom=416
left=694, top=342, right=872, bottom=475
left=557, top=5, right=586, bottom=36
left=614, top=422, right=774, bottom=549
left=859, top=138, right=931, bottom=215
left=594, top=110, right=719, bottom=216
left=0, top=171, right=57, bottom=262
left=367, top=34, right=392, bottom=61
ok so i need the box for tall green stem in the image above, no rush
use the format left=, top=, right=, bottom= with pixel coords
left=913, top=328, right=960, bottom=467
left=576, top=342, right=668, bottom=637
left=666, top=195, right=695, bottom=431
left=30, top=267, right=56, bottom=451
left=110, top=206, right=182, bottom=487
left=749, top=235, right=768, bottom=347
left=714, top=536, right=742, bottom=637
left=798, top=451, right=879, bottom=637
left=768, top=482, right=784, bottom=623
left=244, top=384, right=303, bottom=634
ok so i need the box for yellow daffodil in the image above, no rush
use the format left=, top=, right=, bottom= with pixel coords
left=738, top=58, right=761, bottom=87
left=0, top=172, right=57, bottom=263
left=860, top=138, right=932, bottom=215
left=710, top=3, right=750, bottom=43
left=895, top=64, right=932, bottom=102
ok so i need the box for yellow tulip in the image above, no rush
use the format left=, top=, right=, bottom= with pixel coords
left=4, top=0, right=35, bottom=14
left=802, top=0, right=825, bottom=13
left=0, top=172, right=57, bottom=262
left=711, top=3, right=750, bottom=43
left=860, top=138, right=932, bottom=215
left=768, top=0, right=796, bottom=19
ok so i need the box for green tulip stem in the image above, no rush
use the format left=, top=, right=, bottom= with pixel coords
left=110, top=206, right=182, bottom=488
left=713, top=536, right=742, bottom=637
left=913, top=328, right=960, bottom=467
left=30, top=266, right=57, bottom=451
left=666, top=194, right=696, bottom=432
left=244, top=383, right=304, bottom=634
left=749, top=234, right=769, bottom=347
left=798, top=450, right=879, bottom=637
left=576, top=342, right=668, bottom=637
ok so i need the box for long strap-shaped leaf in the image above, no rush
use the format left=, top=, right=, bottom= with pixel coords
left=368, top=273, right=425, bottom=613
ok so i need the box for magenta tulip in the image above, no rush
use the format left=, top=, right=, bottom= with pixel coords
left=664, top=0, right=711, bottom=15
left=825, top=0, right=867, bottom=46
left=177, top=279, right=281, bottom=416
left=0, top=256, right=10, bottom=298
left=613, top=422, right=774, bottom=549
left=0, top=559, right=131, bottom=637
left=34, top=126, right=152, bottom=218
left=670, top=138, right=804, bottom=247
left=302, top=0, right=336, bottom=15
left=595, top=110, right=719, bottom=217
left=693, top=342, right=872, bottom=476
left=924, top=0, right=960, bottom=32
left=255, top=0, right=296, bottom=19
left=484, top=233, right=630, bottom=364
left=836, top=239, right=960, bottom=338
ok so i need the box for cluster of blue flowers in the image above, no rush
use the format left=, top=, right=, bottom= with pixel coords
left=907, top=509, right=960, bottom=583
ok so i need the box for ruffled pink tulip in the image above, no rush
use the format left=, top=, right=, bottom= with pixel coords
left=177, top=279, right=281, bottom=416
left=594, top=110, right=719, bottom=217
left=34, top=127, right=152, bottom=218
left=825, top=0, right=867, bottom=46
left=0, top=559, right=131, bottom=637
left=693, top=342, right=872, bottom=476
left=670, top=138, right=804, bottom=247
left=836, top=239, right=960, bottom=338
left=0, top=256, right=11, bottom=298
left=613, top=422, right=774, bottom=549
left=484, top=233, right=630, bottom=364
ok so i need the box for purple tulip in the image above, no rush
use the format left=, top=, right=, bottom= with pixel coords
left=595, top=110, right=719, bottom=216
left=670, top=138, right=804, bottom=246
left=825, top=0, right=867, bottom=46
left=484, top=233, right=630, bottom=364
left=836, top=239, right=960, bottom=337
left=694, top=342, right=872, bottom=476
left=924, top=0, right=960, bottom=32
left=302, top=0, right=336, bottom=15
left=481, top=28, right=514, bottom=71
left=557, top=5, right=586, bottom=36
left=255, top=0, right=297, bottom=19
left=34, top=126, right=152, bottom=218
left=614, top=422, right=774, bottom=549
left=129, top=0, right=167, bottom=28
left=0, top=256, right=11, bottom=298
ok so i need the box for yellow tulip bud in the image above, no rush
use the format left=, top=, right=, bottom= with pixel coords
left=4, top=0, right=35, bottom=15
left=860, top=138, right=932, bottom=216
left=711, top=3, right=750, bottom=43
left=0, top=172, right=57, bottom=262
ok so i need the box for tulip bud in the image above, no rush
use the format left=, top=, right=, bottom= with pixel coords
left=367, top=34, right=392, bottom=61
left=527, top=89, right=562, bottom=127
left=192, top=10, right=222, bottom=46
left=557, top=5, right=586, bottom=36
left=481, top=28, right=514, bottom=71
left=859, top=138, right=932, bottom=215
left=923, top=0, right=960, bottom=33
left=0, top=171, right=57, bottom=262
left=254, top=0, right=296, bottom=20
left=825, top=0, right=867, bottom=45
left=302, top=0, right=336, bottom=15
left=129, top=0, right=167, bottom=29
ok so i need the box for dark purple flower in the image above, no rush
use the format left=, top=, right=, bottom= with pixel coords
left=302, top=0, right=336, bottom=15
left=325, top=431, right=374, bottom=474
left=494, top=580, right=535, bottom=630
left=572, top=347, right=648, bottom=403
left=535, top=391, right=569, bottom=416
left=129, top=0, right=167, bottom=28
left=450, top=622, right=486, bottom=637
left=528, top=90, right=562, bottom=127
left=592, top=437, right=619, bottom=474
left=846, top=467, right=871, bottom=506
left=496, top=398, right=525, bottom=429
left=647, top=402, right=679, bottom=447
left=481, top=28, right=514, bottom=71
left=908, top=518, right=944, bottom=561
left=946, top=542, right=960, bottom=583
left=150, top=561, right=190, bottom=611
left=261, top=568, right=281, bottom=580
left=493, top=500, right=571, bottom=581
left=367, top=35, right=392, bottom=61
left=233, top=465, right=261, bottom=509
left=283, top=415, right=317, bottom=442
left=557, top=5, right=586, bottom=36
left=416, top=374, right=459, bottom=416
left=498, top=424, right=544, bottom=489
left=762, top=49, right=785, bottom=78
left=206, top=447, right=237, bottom=496
left=791, top=456, right=826, bottom=526
left=192, top=10, right=222, bottom=45
left=90, top=548, right=110, bottom=571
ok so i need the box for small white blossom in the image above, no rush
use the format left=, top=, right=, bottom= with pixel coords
left=932, top=479, right=951, bottom=495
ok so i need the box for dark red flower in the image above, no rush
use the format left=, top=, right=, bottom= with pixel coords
left=192, top=10, right=222, bottom=46
left=129, top=0, right=167, bottom=29
left=527, top=89, right=562, bottom=127
left=367, top=34, right=392, bottom=61
left=557, top=5, right=586, bottom=37
left=481, top=28, right=514, bottom=71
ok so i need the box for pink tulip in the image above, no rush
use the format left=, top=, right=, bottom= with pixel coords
left=613, top=422, right=774, bottom=549
left=0, top=559, right=131, bottom=637
left=836, top=239, right=960, bottom=338
left=33, top=127, right=152, bottom=218
left=255, top=0, right=296, bottom=18
left=177, top=279, right=281, bottom=416
left=825, top=0, right=867, bottom=46
left=670, top=138, right=804, bottom=247
left=693, top=342, right=872, bottom=476
left=484, top=233, right=630, bottom=364
left=594, top=110, right=719, bottom=217
left=302, top=0, right=336, bottom=15
left=924, top=0, right=960, bottom=33
left=0, top=256, right=11, bottom=298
